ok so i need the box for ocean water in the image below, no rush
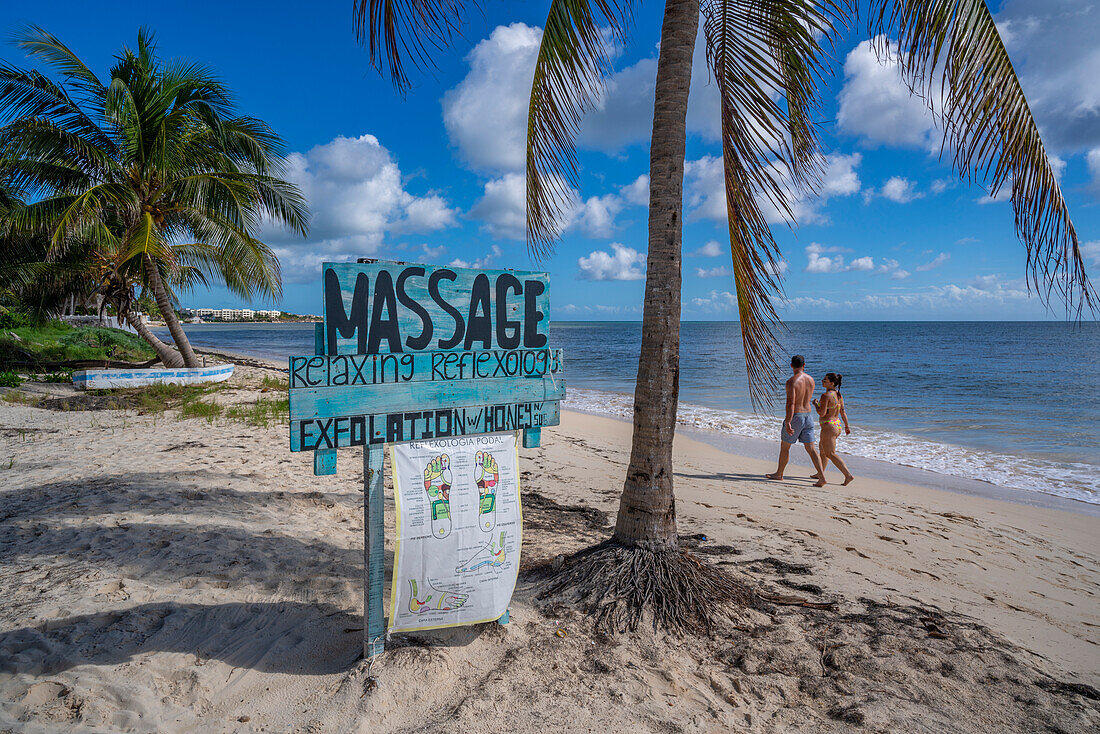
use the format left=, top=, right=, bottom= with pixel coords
left=160, top=321, right=1100, bottom=505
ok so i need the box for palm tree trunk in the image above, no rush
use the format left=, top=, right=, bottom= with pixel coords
left=143, top=255, right=199, bottom=367
left=125, top=309, right=184, bottom=367
left=612, top=0, right=698, bottom=551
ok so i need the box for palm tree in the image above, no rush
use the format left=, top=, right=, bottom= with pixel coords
left=361, top=0, right=1090, bottom=632
left=0, top=27, right=309, bottom=367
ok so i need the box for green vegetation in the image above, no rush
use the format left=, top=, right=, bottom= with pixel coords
left=1, top=389, right=33, bottom=404
left=126, top=382, right=222, bottom=414
left=179, top=399, right=224, bottom=423
left=0, top=359, right=288, bottom=429
left=36, top=371, right=73, bottom=383
left=225, top=397, right=289, bottom=429
left=0, top=27, right=308, bottom=368
left=260, top=374, right=289, bottom=390
left=0, top=322, right=154, bottom=368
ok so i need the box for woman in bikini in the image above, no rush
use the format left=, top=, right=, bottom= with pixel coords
left=812, top=373, right=855, bottom=486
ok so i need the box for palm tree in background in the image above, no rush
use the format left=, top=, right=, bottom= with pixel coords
left=0, top=27, right=309, bottom=367
left=0, top=181, right=95, bottom=324
left=361, top=0, right=1090, bottom=632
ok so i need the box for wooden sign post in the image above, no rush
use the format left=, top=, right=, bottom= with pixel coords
left=288, top=259, right=564, bottom=659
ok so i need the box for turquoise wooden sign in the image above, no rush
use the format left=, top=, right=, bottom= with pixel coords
left=287, top=258, right=565, bottom=660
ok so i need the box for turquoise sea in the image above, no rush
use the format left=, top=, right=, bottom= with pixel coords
left=157, top=321, right=1100, bottom=505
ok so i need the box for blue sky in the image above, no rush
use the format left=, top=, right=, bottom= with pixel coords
left=2, top=0, right=1099, bottom=320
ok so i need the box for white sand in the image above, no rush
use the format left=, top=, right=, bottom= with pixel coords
left=1, top=365, right=1097, bottom=732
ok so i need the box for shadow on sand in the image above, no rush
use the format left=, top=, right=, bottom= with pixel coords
left=1, top=471, right=499, bottom=678
left=0, top=601, right=364, bottom=676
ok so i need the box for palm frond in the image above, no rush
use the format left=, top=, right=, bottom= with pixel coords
left=353, top=0, right=478, bottom=94
left=701, top=0, right=843, bottom=408
left=1, top=26, right=306, bottom=326
left=0, top=117, right=117, bottom=188
left=13, top=25, right=109, bottom=111
left=0, top=64, right=113, bottom=152
left=124, top=210, right=175, bottom=264
left=866, top=0, right=1094, bottom=313
left=525, top=0, right=634, bottom=260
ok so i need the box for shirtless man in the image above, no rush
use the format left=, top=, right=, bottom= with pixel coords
left=766, top=355, right=827, bottom=487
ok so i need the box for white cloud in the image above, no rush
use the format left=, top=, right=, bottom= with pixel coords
left=577, top=243, right=646, bottom=281
left=995, top=1, right=1100, bottom=150
left=692, top=290, right=831, bottom=313
left=573, top=193, right=624, bottom=238
left=837, top=38, right=938, bottom=149
left=620, top=175, right=650, bottom=206
left=442, top=23, right=541, bottom=172
left=1080, top=240, right=1100, bottom=267
left=692, top=240, right=724, bottom=257
left=765, top=260, right=790, bottom=277
left=804, top=245, right=913, bottom=278
left=444, top=22, right=723, bottom=164
left=786, top=296, right=840, bottom=310
left=264, top=134, right=456, bottom=281
left=695, top=275, right=1043, bottom=317
left=805, top=243, right=847, bottom=273
left=1047, top=154, right=1067, bottom=181
left=931, top=178, right=956, bottom=195
left=558, top=303, right=641, bottom=316
left=916, top=252, right=951, bottom=271
left=866, top=176, right=923, bottom=204
left=419, top=243, right=447, bottom=259
left=579, top=56, right=658, bottom=150
left=468, top=173, right=528, bottom=240
left=579, top=23, right=721, bottom=150
left=685, top=152, right=862, bottom=226
left=690, top=290, right=738, bottom=312
left=976, top=181, right=1012, bottom=205
left=1088, top=148, right=1100, bottom=199
left=932, top=275, right=1030, bottom=303
left=468, top=172, right=626, bottom=241
left=955, top=236, right=980, bottom=245
left=839, top=6, right=1100, bottom=157
left=692, top=259, right=784, bottom=280
left=820, top=153, right=863, bottom=198
left=450, top=245, right=502, bottom=270
left=877, top=258, right=910, bottom=280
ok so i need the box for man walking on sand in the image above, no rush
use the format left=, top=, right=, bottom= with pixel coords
left=767, top=355, right=827, bottom=487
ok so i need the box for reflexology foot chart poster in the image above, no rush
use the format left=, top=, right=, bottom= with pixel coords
left=389, top=432, right=522, bottom=633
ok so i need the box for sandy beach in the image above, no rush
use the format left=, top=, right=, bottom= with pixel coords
left=1, top=362, right=1097, bottom=732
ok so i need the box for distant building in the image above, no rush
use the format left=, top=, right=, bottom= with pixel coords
left=183, top=307, right=280, bottom=321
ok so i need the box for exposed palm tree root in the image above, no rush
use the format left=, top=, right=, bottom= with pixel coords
left=538, top=539, right=755, bottom=635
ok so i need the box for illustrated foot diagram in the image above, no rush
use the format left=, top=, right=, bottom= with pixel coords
left=408, top=579, right=469, bottom=614
left=423, top=454, right=453, bottom=538
left=456, top=532, right=507, bottom=574
left=474, top=450, right=499, bottom=532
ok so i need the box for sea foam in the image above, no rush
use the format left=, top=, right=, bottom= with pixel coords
left=564, top=388, right=1099, bottom=506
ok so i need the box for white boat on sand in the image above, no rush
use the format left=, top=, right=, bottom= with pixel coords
left=72, top=363, right=234, bottom=389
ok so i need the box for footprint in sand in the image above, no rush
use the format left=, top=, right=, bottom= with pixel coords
left=910, top=568, right=941, bottom=580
